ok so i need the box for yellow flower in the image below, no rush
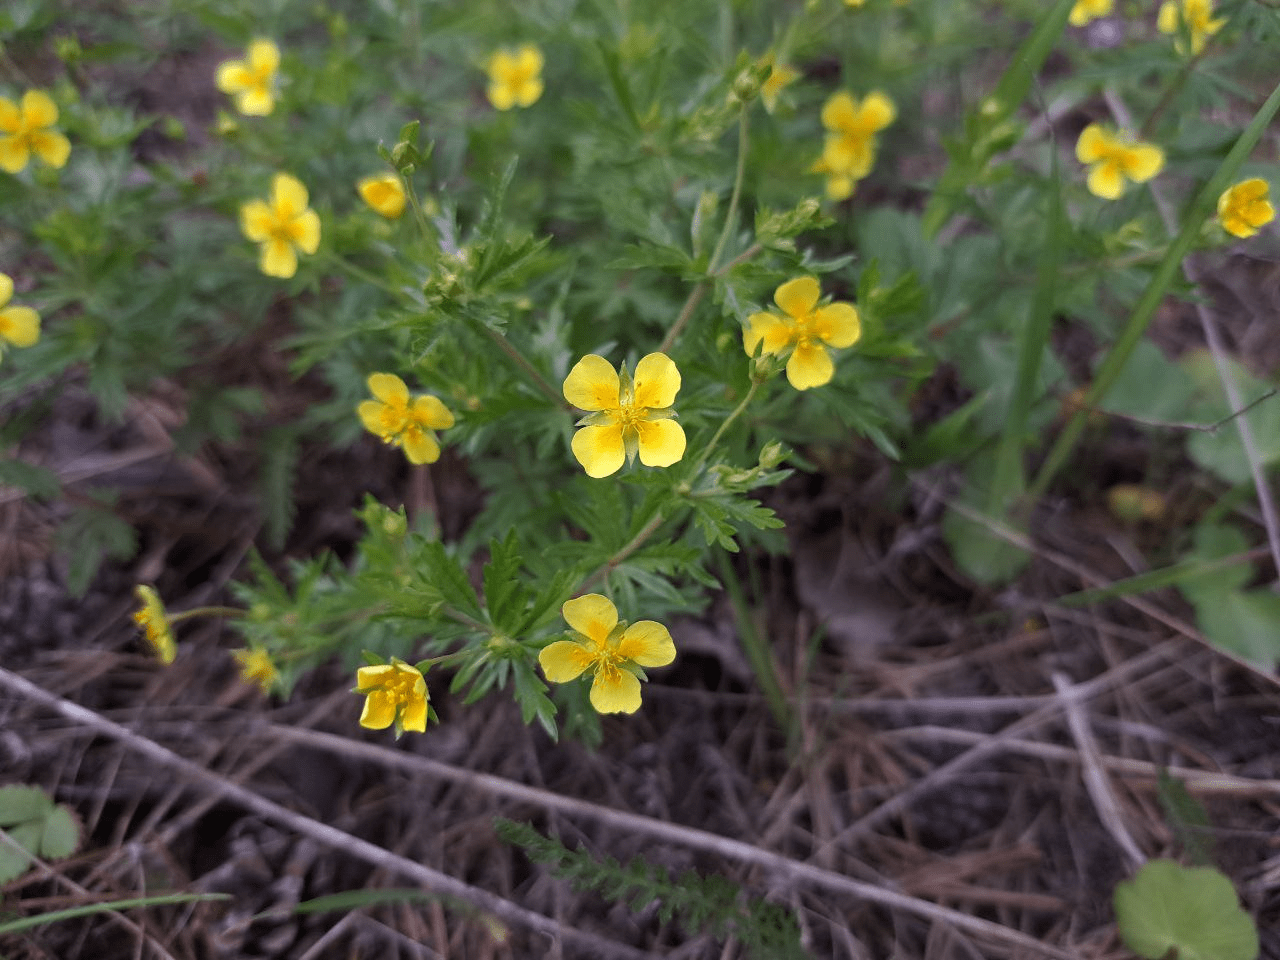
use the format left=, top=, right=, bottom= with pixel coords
left=232, top=648, right=279, bottom=693
left=538, top=594, right=676, bottom=714
left=239, top=173, right=321, bottom=278
left=1217, top=178, right=1274, bottom=239
left=132, top=585, right=176, bottom=665
left=562, top=353, right=686, bottom=479
left=355, top=658, right=428, bottom=735
left=358, top=372, right=455, bottom=465
left=844, top=0, right=867, bottom=6
left=486, top=45, right=544, bottom=111
left=744, top=277, right=861, bottom=390
left=820, top=90, right=895, bottom=182
left=357, top=172, right=406, bottom=219
left=761, top=57, right=800, bottom=113
left=1069, top=0, right=1113, bottom=26
left=0, top=90, right=70, bottom=174
left=0, top=273, right=39, bottom=359
left=1075, top=124, right=1163, bottom=200
left=809, top=155, right=858, bottom=202
left=215, top=39, right=281, bottom=116
left=1157, top=0, right=1225, bottom=55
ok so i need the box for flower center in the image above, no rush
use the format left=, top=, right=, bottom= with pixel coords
left=615, top=402, right=648, bottom=431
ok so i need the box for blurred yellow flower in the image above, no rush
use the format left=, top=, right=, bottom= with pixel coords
left=1157, top=0, right=1225, bottom=55
left=357, top=172, right=406, bottom=219
left=563, top=353, right=686, bottom=478
left=232, top=648, right=279, bottom=693
left=240, top=173, right=321, bottom=278
left=1217, top=178, right=1274, bottom=239
left=358, top=372, right=455, bottom=465
left=1069, top=0, right=1113, bottom=26
left=761, top=58, right=799, bottom=113
left=1075, top=124, right=1163, bottom=200
left=486, top=45, right=544, bottom=110
left=745, top=277, right=861, bottom=390
left=355, top=658, right=428, bottom=735
left=820, top=90, right=895, bottom=183
left=132, top=585, right=176, bottom=665
left=538, top=594, right=676, bottom=714
left=0, top=90, right=70, bottom=174
left=0, top=273, right=40, bottom=358
left=215, top=39, right=281, bottom=116
left=809, top=155, right=857, bottom=201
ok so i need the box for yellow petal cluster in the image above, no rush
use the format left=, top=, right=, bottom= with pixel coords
left=1217, top=179, right=1274, bottom=239
left=355, top=658, right=429, bottom=734
left=538, top=594, right=676, bottom=714
left=357, top=173, right=406, bottom=219
left=232, top=648, right=279, bottom=693
left=0, top=90, right=70, bottom=174
left=358, top=373, right=455, bottom=465
left=744, top=277, right=861, bottom=390
left=1075, top=124, right=1163, bottom=200
left=0, top=273, right=40, bottom=360
left=486, top=45, right=544, bottom=111
left=132, top=585, right=176, bottom=665
left=239, top=173, right=321, bottom=278
left=1069, top=0, right=1113, bottom=26
left=816, top=90, right=895, bottom=199
left=215, top=39, right=281, bottom=116
left=761, top=58, right=800, bottom=114
left=563, top=353, right=686, bottom=478
left=1157, top=0, right=1225, bottom=55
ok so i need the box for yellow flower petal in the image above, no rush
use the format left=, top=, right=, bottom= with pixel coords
left=411, top=395, right=456, bottom=430
left=856, top=92, right=896, bottom=135
left=515, top=44, right=544, bottom=76
left=0, top=135, right=29, bottom=174
left=825, top=173, right=856, bottom=201
left=488, top=81, right=517, bottom=111
left=571, top=423, right=627, bottom=477
left=359, top=691, right=397, bottom=729
left=563, top=354, right=620, bottom=410
left=538, top=639, right=595, bottom=682
left=20, top=90, right=58, bottom=128
left=616, top=620, right=676, bottom=667
left=786, top=341, right=835, bottom=390
left=822, top=133, right=874, bottom=179
left=744, top=311, right=793, bottom=357
left=271, top=173, right=309, bottom=218
left=236, top=88, right=274, bottom=117
left=401, top=426, right=441, bottom=464
left=1120, top=143, right=1164, bottom=183
left=400, top=694, right=428, bottom=732
left=31, top=130, right=70, bottom=169
left=631, top=352, right=681, bottom=409
left=215, top=62, right=250, bottom=94
left=289, top=208, right=322, bottom=254
left=562, top=594, right=619, bottom=643
left=1157, top=1, right=1179, bottom=32
left=515, top=77, right=544, bottom=108
left=260, top=237, right=297, bottom=278
left=368, top=372, right=409, bottom=405
left=0, top=97, right=18, bottom=132
left=357, top=399, right=390, bottom=436
left=356, top=664, right=395, bottom=690
left=1075, top=124, right=1110, bottom=164
left=775, top=276, right=820, bottom=319
left=248, top=38, right=280, bottom=74
left=1087, top=161, right=1125, bottom=200
left=0, top=306, right=40, bottom=348
left=813, top=303, right=861, bottom=349
left=635, top=418, right=686, bottom=468
left=820, top=91, right=857, bottom=133
left=0, top=273, right=12, bottom=307
left=239, top=199, right=275, bottom=242
left=589, top=668, right=642, bottom=714
left=358, top=173, right=406, bottom=218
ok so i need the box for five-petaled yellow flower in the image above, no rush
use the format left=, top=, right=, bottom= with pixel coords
left=1157, top=0, right=1225, bottom=55
left=486, top=45, right=544, bottom=111
left=232, top=648, right=279, bottom=693
left=355, top=658, right=429, bottom=735
left=357, top=172, right=406, bottom=219
left=132, top=585, right=176, bottom=665
left=539, top=594, right=676, bottom=714
left=1075, top=124, right=1163, bottom=200
left=745, top=277, right=861, bottom=391
left=1069, top=0, right=1113, bottom=26
left=563, top=353, right=686, bottom=479
left=358, top=372, right=455, bottom=465
left=0, top=90, right=70, bottom=174
left=0, top=273, right=40, bottom=359
left=761, top=57, right=800, bottom=114
left=1217, top=179, right=1274, bottom=239
left=240, top=173, right=321, bottom=278
left=215, top=39, right=281, bottom=116
left=820, top=90, right=895, bottom=185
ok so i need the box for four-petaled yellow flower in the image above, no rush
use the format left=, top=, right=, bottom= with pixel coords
left=563, top=353, right=686, bottom=479
left=820, top=90, right=895, bottom=185
left=215, top=39, right=281, bottom=116
left=0, top=90, right=70, bottom=174
left=240, top=173, right=321, bottom=278
left=745, top=277, right=861, bottom=391
left=486, top=45, right=544, bottom=111
left=1157, top=0, right=1225, bottom=56
left=358, top=372, right=455, bottom=465
left=232, top=648, right=279, bottom=693
left=761, top=57, right=799, bottom=114
left=1075, top=124, right=1163, bottom=200
left=1069, top=0, right=1113, bottom=26
left=355, top=658, right=429, bottom=735
left=0, top=273, right=40, bottom=360
left=1217, top=179, right=1274, bottom=239
left=538, top=594, right=676, bottom=714
left=132, top=585, right=176, bottom=665
left=357, top=172, right=406, bottom=219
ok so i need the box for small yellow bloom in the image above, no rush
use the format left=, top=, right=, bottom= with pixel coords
left=761, top=57, right=800, bottom=114
left=132, top=585, right=176, bottom=665
left=745, top=277, right=861, bottom=391
left=1217, top=178, right=1274, bottom=239
left=355, top=658, right=429, bottom=734
left=357, top=173, right=406, bottom=219
left=563, top=353, right=686, bottom=479
left=1075, top=124, right=1163, bottom=200
left=232, top=648, right=279, bottom=693
left=486, top=45, right=544, bottom=111
left=820, top=90, right=895, bottom=182
left=215, top=39, right=281, bottom=116
left=809, top=155, right=857, bottom=201
left=1069, top=0, right=1113, bottom=26
left=538, top=594, right=676, bottom=714
left=844, top=0, right=867, bottom=6
left=358, top=373, right=455, bottom=465
left=0, top=273, right=40, bottom=359
left=0, top=90, right=70, bottom=174
left=1157, top=0, right=1225, bottom=55
left=239, top=173, right=321, bottom=278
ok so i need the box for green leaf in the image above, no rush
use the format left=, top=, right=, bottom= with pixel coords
left=1114, top=860, right=1258, bottom=960
left=1188, top=588, right=1280, bottom=671
left=39, top=805, right=80, bottom=861
left=0, top=785, right=52, bottom=826
left=0, top=459, right=61, bottom=500
left=0, top=830, right=34, bottom=884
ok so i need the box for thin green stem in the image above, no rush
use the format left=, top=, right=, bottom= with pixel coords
left=714, top=242, right=763, bottom=277
left=658, top=283, right=708, bottom=355
left=690, top=378, right=762, bottom=475
left=482, top=324, right=571, bottom=410
left=324, top=251, right=398, bottom=295
left=708, top=107, right=751, bottom=275
left=168, top=606, right=243, bottom=624
left=582, top=513, right=667, bottom=592
left=402, top=177, right=438, bottom=249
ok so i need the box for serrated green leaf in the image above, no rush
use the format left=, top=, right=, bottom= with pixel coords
left=0, top=785, right=52, bottom=826
left=0, top=835, right=33, bottom=883
left=0, top=459, right=61, bottom=500
left=39, top=805, right=80, bottom=861
left=1114, top=860, right=1258, bottom=960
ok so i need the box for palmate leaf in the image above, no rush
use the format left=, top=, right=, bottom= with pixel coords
left=1114, top=860, right=1258, bottom=960
left=0, top=785, right=82, bottom=883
